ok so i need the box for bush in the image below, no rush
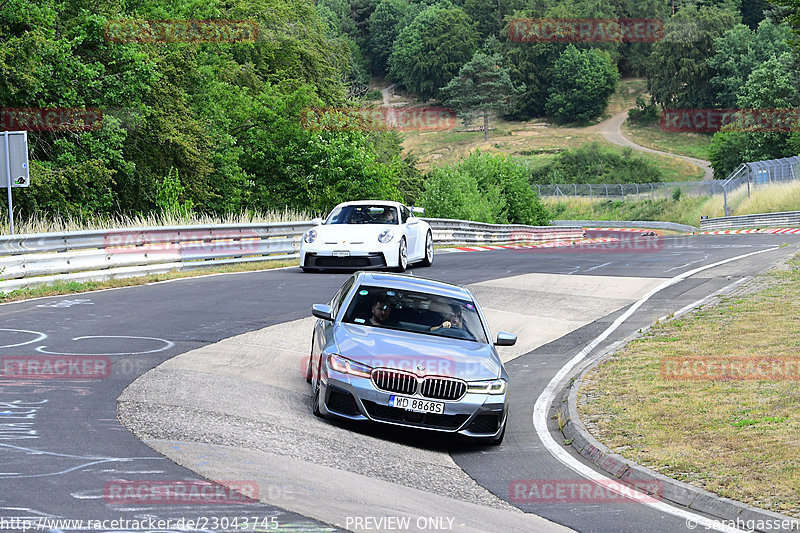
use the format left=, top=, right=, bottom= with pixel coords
left=531, top=142, right=665, bottom=184
left=545, top=46, right=619, bottom=123
left=420, top=151, right=549, bottom=225
left=627, top=96, right=659, bottom=125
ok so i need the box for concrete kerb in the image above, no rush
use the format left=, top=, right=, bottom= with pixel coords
left=555, top=308, right=799, bottom=531
left=551, top=220, right=700, bottom=233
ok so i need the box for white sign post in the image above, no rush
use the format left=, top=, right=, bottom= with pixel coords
left=0, top=131, right=30, bottom=235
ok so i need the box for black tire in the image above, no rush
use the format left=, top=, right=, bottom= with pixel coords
left=305, top=354, right=313, bottom=384
left=419, top=231, right=434, bottom=267
left=394, top=238, right=408, bottom=272
left=312, top=378, right=324, bottom=418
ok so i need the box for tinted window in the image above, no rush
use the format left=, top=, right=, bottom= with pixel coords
left=326, top=205, right=398, bottom=225
left=331, top=276, right=355, bottom=318
left=342, top=285, right=488, bottom=344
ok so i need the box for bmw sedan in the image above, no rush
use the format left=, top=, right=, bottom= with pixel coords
left=299, top=200, right=434, bottom=272
left=306, top=272, right=516, bottom=445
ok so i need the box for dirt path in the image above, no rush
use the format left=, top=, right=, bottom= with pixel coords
left=588, top=111, right=714, bottom=180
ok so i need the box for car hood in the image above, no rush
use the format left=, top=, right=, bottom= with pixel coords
left=314, top=224, right=395, bottom=244
left=334, top=323, right=503, bottom=381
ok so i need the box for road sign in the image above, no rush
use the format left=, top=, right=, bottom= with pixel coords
left=1, top=131, right=29, bottom=188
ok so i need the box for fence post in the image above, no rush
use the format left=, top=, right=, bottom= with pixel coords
left=620, top=184, right=625, bottom=202
left=605, top=184, right=609, bottom=200
left=664, top=182, right=668, bottom=199
left=650, top=183, right=654, bottom=200
left=536, top=184, right=540, bottom=196
left=589, top=184, right=593, bottom=200
left=574, top=184, right=577, bottom=197
left=723, top=187, right=729, bottom=217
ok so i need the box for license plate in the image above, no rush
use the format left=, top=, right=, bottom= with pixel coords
left=332, top=250, right=350, bottom=257
left=389, top=395, right=444, bottom=414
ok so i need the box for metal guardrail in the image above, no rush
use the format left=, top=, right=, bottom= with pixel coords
left=552, top=219, right=699, bottom=233
left=699, top=211, right=800, bottom=231
left=0, top=220, right=584, bottom=292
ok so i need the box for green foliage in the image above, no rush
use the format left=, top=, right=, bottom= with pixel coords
left=14, top=160, right=116, bottom=219
left=440, top=50, right=524, bottom=139
left=388, top=3, right=480, bottom=100
left=420, top=151, right=549, bottom=225
left=627, top=96, right=659, bottom=125
left=155, top=168, right=195, bottom=216
left=672, top=187, right=682, bottom=201
left=646, top=5, right=737, bottom=108
left=367, top=0, right=411, bottom=74
left=545, top=45, right=618, bottom=123
left=708, top=20, right=792, bottom=107
left=531, top=142, right=666, bottom=184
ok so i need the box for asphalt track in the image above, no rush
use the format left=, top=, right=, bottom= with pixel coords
left=1, top=231, right=798, bottom=533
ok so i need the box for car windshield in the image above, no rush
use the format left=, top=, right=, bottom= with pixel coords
left=326, top=205, right=398, bottom=225
left=342, top=285, right=489, bottom=344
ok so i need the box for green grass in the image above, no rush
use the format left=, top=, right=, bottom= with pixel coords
left=622, top=121, right=712, bottom=160
left=578, top=257, right=800, bottom=517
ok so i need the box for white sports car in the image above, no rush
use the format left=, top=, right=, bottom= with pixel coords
left=300, top=201, right=434, bottom=272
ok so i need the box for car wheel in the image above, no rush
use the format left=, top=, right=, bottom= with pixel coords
left=394, top=238, right=408, bottom=272
left=419, top=231, right=434, bottom=267
left=312, top=377, right=324, bottom=418
left=305, top=353, right=313, bottom=384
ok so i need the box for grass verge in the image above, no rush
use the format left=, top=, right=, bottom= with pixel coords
left=0, top=258, right=299, bottom=303
left=578, top=255, right=800, bottom=517
left=621, top=122, right=712, bottom=160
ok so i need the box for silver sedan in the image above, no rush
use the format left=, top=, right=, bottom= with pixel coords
left=306, top=272, right=516, bottom=445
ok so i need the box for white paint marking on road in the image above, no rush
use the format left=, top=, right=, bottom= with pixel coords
left=663, top=254, right=708, bottom=273
left=35, top=335, right=174, bottom=356
left=533, top=246, right=779, bottom=533
left=581, top=261, right=612, bottom=273
left=0, top=329, right=47, bottom=348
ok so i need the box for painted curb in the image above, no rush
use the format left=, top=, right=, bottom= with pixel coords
left=557, top=324, right=800, bottom=531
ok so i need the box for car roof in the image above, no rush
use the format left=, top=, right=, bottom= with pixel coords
left=335, top=200, right=404, bottom=208
left=354, top=272, right=472, bottom=300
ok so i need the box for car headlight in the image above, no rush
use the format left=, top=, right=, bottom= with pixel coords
left=467, top=379, right=507, bottom=395
left=378, top=229, right=394, bottom=243
left=303, top=229, right=317, bottom=243
left=328, top=354, right=372, bottom=378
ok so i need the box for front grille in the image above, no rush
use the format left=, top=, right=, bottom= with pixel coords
left=315, top=256, right=372, bottom=267
left=326, top=387, right=360, bottom=416
left=467, top=414, right=500, bottom=434
left=362, top=400, right=469, bottom=430
left=420, top=378, right=467, bottom=401
left=372, top=369, right=417, bottom=395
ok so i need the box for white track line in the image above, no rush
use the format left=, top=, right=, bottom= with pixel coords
left=533, top=246, right=779, bottom=533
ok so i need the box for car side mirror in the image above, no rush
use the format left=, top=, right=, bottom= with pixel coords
left=311, top=218, right=323, bottom=225
left=312, top=304, right=333, bottom=321
left=495, top=332, right=517, bottom=346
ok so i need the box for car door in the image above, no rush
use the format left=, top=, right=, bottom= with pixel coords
left=400, top=206, right=420, bottom=259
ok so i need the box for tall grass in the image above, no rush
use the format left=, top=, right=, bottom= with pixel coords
left=0, top=208, right=311, bottom=235
left=546, top=180, right=800, bottom=226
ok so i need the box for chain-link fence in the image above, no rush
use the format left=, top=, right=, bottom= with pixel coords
left=535, top=156, right=800, bottom=212
left=535, top=180, right=727, bottom=201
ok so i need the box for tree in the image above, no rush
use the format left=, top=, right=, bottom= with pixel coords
left=388, top=3, right=480, bottom=101
left=708, top=20, right=792, bottom=107
left=367, top=0, right=410, bottom=75
left=646, top=5, right=737, bottom=108
left=545, top=45, right=619, bottom=123
left=440, top=49, right=524, bottom=141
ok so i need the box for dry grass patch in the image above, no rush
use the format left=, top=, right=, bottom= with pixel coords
left=579, top=258, right=800, bottom=517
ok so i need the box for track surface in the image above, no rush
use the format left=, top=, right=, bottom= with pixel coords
left=1, top=232, right=797, bottom=532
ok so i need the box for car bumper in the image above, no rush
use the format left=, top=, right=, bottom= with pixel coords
left=301, top=243, right=400, bottom=269
left=319, top=371, right=507, bottom=438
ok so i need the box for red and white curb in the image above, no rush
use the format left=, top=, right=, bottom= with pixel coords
left=438, top=237, right=619, bottom=253
left=584, top=227, right=654, bottom=232
left=698, top=227, right=800, bottom=235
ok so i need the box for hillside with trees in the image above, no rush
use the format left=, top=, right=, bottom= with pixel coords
left=1, top=0, right=799, bottom=227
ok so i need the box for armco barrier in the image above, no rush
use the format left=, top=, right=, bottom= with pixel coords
left=0, top=220, right=584, bottom=292
left=700, top=211, right=800, bottom=231
left=552, top=220, right=699, bottom=233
